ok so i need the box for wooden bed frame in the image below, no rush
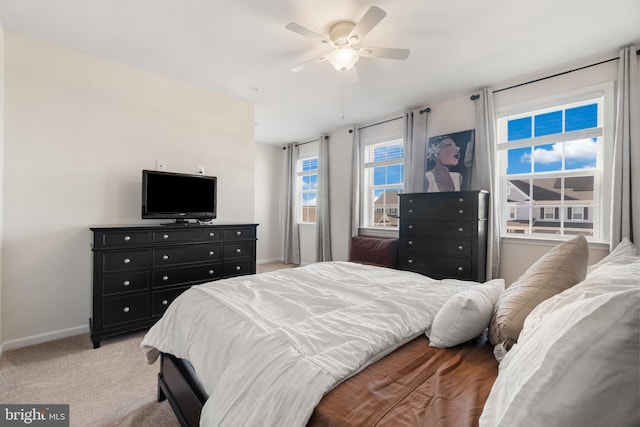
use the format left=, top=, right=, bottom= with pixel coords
left=157, top=353, right=205, bottom=427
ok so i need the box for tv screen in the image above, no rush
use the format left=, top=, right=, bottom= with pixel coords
left=142, top=170, right=217, bottom=222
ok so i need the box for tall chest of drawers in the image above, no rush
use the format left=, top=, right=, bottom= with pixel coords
left=90, top=223, right=257, bottom=348
left=398, top=191, right=488, bottom=281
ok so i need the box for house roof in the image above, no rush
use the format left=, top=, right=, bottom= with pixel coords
left=1, top=1, right=638, bottom=144
left=508, top=177, right=593, bottom=203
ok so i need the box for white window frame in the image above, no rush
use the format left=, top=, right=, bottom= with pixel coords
left=357, top=117, right=405, bottom=232
left=361, top=138, right=405, bottom=229
left=495, top=82, right=614, bottom=242
left=296, top=143, right=319, bottom=225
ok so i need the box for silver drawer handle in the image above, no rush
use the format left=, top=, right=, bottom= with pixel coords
left=236, top=230, right=242, bottom=236
left=123, top=280, right=130, bottom=286
left=408, top=259, right=413, bottom=264
left=235, top=266, right=241, bottom=271
left=163, top=234, right=169, bottom=239
left=124, top=236, right=131, bottom=241
left=458, top=266, right=464, bottom=271
left=458, top=227, right=464, bottom=232
left=409, top=199, right=413, bottom=203
left=208, top=270, right=214, bottom=275
left=162, top=275, right=169, bottom=281
left=458, top=245, right=464, bottom=250
left=162, top=255, right=169, bottom=260
left=209, top=251, right=215, bottom=256
left=123, top=258, right=131, bottom=264
left=458, top=209, right=464, bottom=214
left=123, top=307, right=130, bottom=313
left=236, top=248, right=242, bottom=253
left=209, top=232, right=215, bottom=237
left=408, top=209, right=413, bottom=213
left=408, top=225, right=413, bottom=229
left=162, top=300, right=168, bottom=306
left=408, top=240, right=413, bottom=245
left=459, top=198, right=464, bottom=203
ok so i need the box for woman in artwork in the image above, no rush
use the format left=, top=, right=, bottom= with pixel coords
left=425, top=136, right=462, bottom=192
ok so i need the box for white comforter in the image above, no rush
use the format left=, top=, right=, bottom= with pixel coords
left=141, top=261, right=473, bottom=427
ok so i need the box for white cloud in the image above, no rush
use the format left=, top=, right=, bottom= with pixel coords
left=520, top=138, right=597, bottom=164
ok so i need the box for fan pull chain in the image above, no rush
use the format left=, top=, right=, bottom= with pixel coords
left=340, top=71, right=346, bottom=119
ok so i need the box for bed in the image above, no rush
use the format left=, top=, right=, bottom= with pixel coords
left=141, top=235, right=640, bottom=427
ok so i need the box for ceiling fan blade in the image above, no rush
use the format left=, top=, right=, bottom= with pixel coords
left=348, top=6, right=386, bottom=44
left=285, top=22, right=334, bottom=45
left=359, top=47, right=411, bottom=60
left=289, top=53, right=330, bottom=72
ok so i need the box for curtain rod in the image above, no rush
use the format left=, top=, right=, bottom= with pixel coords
left=357, top=115, right=403, bottom=131
left=493, top=55, right=620, bottom=94
left=283, top=136, right=328, bottom=149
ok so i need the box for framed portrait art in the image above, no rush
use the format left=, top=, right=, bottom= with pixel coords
left=424, top=129, right=475, bottom=193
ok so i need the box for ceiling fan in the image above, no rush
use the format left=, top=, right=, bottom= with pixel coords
left=285, top=6, right=410, bottom=80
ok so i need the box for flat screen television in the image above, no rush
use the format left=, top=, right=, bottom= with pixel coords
left=142, top=170, right=217, bottom=223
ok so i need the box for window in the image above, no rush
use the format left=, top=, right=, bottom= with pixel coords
left=358, top=117, right=405, bottom=230
left=496, top=86, right=611, bottom=239
left=362, top=139, right=404, bottom=228
left=297, top=155, right=318, bottom=223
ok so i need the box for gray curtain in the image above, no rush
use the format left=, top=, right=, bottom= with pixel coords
left=350, top=128, right=361, bottom=237
left=403, top=111, right=416, bottom=193
left=283, top=143, right=300, bottom=264
left=316, top=135, right=332, bottom=261
left=472, top=89, right=501, bottom=280
left=611, top=46, right=640, bottom=247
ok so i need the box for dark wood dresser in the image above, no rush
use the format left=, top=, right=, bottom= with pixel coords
left=90, top=223, right=258, bottom=348
left=398, top=191, right=488, bottom=281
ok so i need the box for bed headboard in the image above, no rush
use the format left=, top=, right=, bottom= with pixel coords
left=349, top=236, right=399, bottom=269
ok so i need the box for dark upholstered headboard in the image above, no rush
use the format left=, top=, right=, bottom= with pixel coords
left=349, top=236, right=399, bottom=269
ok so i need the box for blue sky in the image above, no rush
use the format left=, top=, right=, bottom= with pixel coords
left=507, top=103, right=598, bottom=175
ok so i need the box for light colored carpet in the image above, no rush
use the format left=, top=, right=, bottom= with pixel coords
left=0, top=331, right=179, bottom=427
left=0, top=263, right=293, bottom=427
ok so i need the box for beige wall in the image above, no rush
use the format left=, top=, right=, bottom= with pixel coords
left=300, top=52, right=619, bottom=282
left=0, top=24, right=5, bottom=355
left=2, top=32, right=255, bottom=348
left=255, top=143, right=284, bottom=263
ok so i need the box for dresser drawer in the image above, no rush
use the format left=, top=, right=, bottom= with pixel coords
left=223, top=260, right=254, bottom=277
left=103, top=271, right=149, bottom=295
left=152, top=287, right=189, bottom=317
left=153, top=244, right=222, bottom=267
left=152, top=264, right=221, bottom=287
left=152, top=228, right=222, bottom=243
left=400, top=221, right=474, bottom=239
left=223, top=227, right=256, bottom=240
left=403, top=238, right=472, bottom=257
left=400, top=192, right=486, bottom=220
left=223, top=241, right=255, bottom=259
left=102, top=294, right=149, bottom=327
left=100, top=231, right=151, bottom=248
left=102, top=250, right=150, bottom=273
left=398, top=251, right=473, bottom=280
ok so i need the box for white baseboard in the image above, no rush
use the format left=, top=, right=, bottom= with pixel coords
left=2, top=324, right=89, bottom=351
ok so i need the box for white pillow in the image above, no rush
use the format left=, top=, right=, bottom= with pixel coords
left=586, top=237, right=638, bottom=276
left=480, top=260, right=640, bottom=427
left=428, top=279, right=505, bottom=348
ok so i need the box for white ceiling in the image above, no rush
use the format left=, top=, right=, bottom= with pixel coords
left=1, top=0, right=639, bottom=145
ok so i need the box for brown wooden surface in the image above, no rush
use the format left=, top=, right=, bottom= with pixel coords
left=308, top=335, right=497, bottom=427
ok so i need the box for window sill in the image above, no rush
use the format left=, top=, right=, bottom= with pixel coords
left=358, top=227, right=399, bottom=239
left=501, top=235, right=609, bottom=251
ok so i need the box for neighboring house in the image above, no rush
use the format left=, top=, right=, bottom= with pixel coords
left=373, top=189, right=400, bottom=227
left=506, top=176, right=594, bottom=236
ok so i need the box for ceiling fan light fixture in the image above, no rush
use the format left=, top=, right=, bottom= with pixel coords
left=328, top=47, right=360, bottom=71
